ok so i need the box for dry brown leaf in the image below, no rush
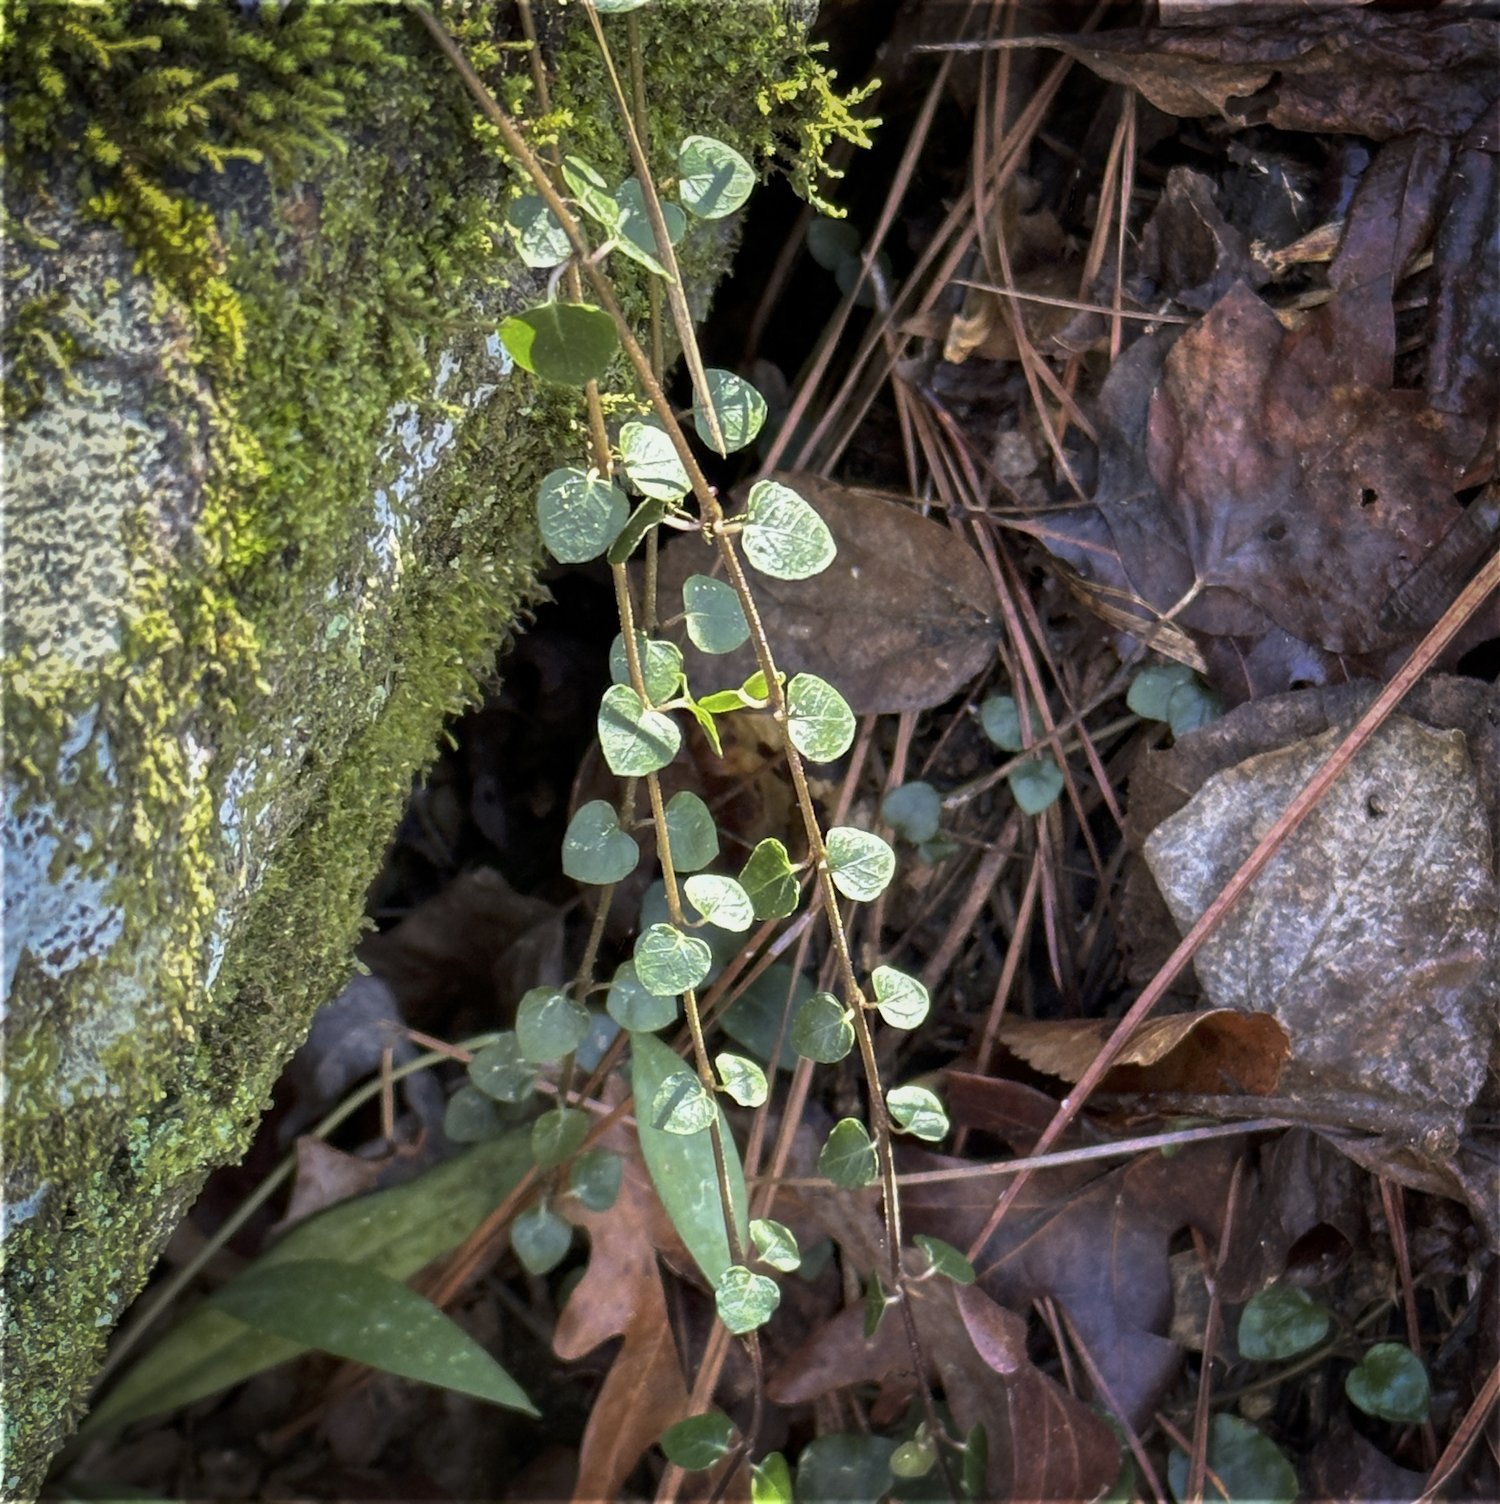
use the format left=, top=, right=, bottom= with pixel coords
left=1144, top=714, right=1499, bottom=1130
left=997, top=1008, right=1290, bottom=1096
left=656, top=472, right=999, bottom=714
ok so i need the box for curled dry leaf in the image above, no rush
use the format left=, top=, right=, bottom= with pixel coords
left=997, top=1008, right=1290, bottom=1097
left=1143, top=713, right=1499, bottom=1132
left=656, top=472, right=999, bottom=714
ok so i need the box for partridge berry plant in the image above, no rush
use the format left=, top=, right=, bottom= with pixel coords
left=417, top=0, right=960, bottom=1489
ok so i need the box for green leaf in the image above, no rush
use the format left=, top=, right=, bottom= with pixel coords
left=661, top=1411, right=736, bottom=1470
left=751, top=1451, right=794, bottom=1504
left=210, top=1258, right=538, bottom=1415
left=568, top=1149, right=623, bottom=1212
left=741, top=479, right=836, bottom=580
left=598, top=683, right=681, bottom=776
left=715, top=1051, right=768, bottom=1107
left=561, top=154, right=622, bottom=234
left=796, top=1434, right=898, bottom=1504
left=531, top=1107, right=589, bottom=1170
left=506, top=193, right=570, bottom=269
left=1346, top=1343, right=1431, bottom=1423
left=792, top=991, right=855, bottom=1063
left=632, top=1033, right=748, bottom=1284
left=683, top=574, right=750, bottom=653
left=914, top=1234, right=975, bottom=1285
left=607, top=495, right=668, bottom=565
left=468, top=1034, right=537, bottom=1105
left=80, top=1134, right=534, bottom=1438
left=1166, top=677, right=1224, bottom=736
left=444, top=1083, right=505, bottom=1142
left=738, top=837, right=800, bottom=920
left=785, top=673, right=854, bottom=762
left=516, top=987, right=590, bottom=1064
left=562, top=800, right=640, bottom=885
left=871, top=966, right=929, bottom=1030
left=605, top=960, right=677, bottom=1033
left=819, top=1117, right=878, bottom=1188
left=886, top=1084, right=948, bottom=1142
left=979, top=694, right=1037, bottom=752
left=634, top=922, right=713, bottom=996
left=620, top=416, right=691, bottom=501
left=664, top=789, right=718, bottom=872
left=750, top=1218, right=801, bottom=1272
left=677, top=133, right=755, bottom=220
left=961, top=1424, right=990, bottom=1502
left=512, top=1201, right=573, bottom=1277
left=609, top=631, right=684, bottom=705
left=880, top=781, right=942, bottom=844
left=1167, top=1415, right=1297, bottom=1504
left=694, top=368, right=767, bottom=454
left=1008, top=755, right=1064, bottom=815
left=683, top=692, right=724, bottom=756
left=613, top=177, right=686, bottom=275
left=1238, top=1285, right=1331, bottom=1361
left=1127, top=661, right=1198, bottom=723
left=824, top=825, right=895, bottom=901
left=653, top=1069, right=718, bottom=1135
left=716, top=1264, right=781, bottom=1334
left=806, top=215, right=861, bottom=270
left=685, top=873, right=755, bottom=933
left=591, top=0, right=652, bottom=11
left=536, top=467, right=628, bottom=564
left=498, top=302, right=619, bottom=387
left=891, top=1430, right=938, bottom=1478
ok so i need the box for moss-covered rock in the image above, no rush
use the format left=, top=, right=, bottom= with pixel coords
left=0, top=2, right=860, bottom=1492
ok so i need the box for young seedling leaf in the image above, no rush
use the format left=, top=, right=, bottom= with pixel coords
left=664, top=789, right=718, bottom=871
left=512, top=1201, right=573, bottom=1277
left=536, top=467, right=629, bottom=564
left=652, top=1069, right=718, bottom=1135
left=605, top=960, right=677, bottom=1033
left=716, top=1264, right=780, bottom=1334
left=631, top=1033, right=749, bottom=1286
left=634, top=922, right=713, bottom=996
left=620, top=417, right=691, bottom=501
left=685, top=873, right=755, bottom=933
left=468, top=1033, right=536, bottom=1105
left=880, top=780, right=942, bottom=844
left=819, top=1117, right=878, bottom=1188
left=1008, top=755, right=1064, bottom=815
left=750, top=1218, right=801, bottom=1272
left=531, top=1107, right=589, bottom=1170
left=210, top=1259, right=539, bottom=1415
left=979, top=694, right=1038, bottom=752
left=785, top=673, right=854, bottom=762
left=914, top=1234, right=975, bottom=1285
left=506, top=193, right=571, bottom=269
left=568, top=1148, right=623, bottom=1212
left=498, top=302, right=618, bottom=386
left=751, top=1452, right=794, bottom=1504
left=886, top=1084, right=949, bottom=1142
left=1238, top=1285, right=1331, bottom=1361
left=891, top=1431, right=938, bottom=1479
left=515, top=988, right=590, bottom=1064
left=1166, top=1415, right=1297, bottom=1504
left=598, top=684, right=680, bottom=775
left=871, top=966, right=928, bottom=1030
left=661, top=1411, right=736, bottom=1471
left=694, top=368, right=767, bottom=454
left=742, top=479, right=836, bottom=580
left=561, top=154, right=622, bottom=234
left=824, top=825, right=895, bottom=901
left=738, top=838, right=799, bottom=920
left=609, top=631, right=684, bottom=705
left=714, top=1051, right=768, bottom=1107
left=792, top=991, right=855, bottom=1063
left=561, top=800, right=640, bottom=885
left=1346, top=1343, right=1431, bottom=1423
left=682, top=574, right=751, bottom=653
left=677, top=134, right=755, bottom=220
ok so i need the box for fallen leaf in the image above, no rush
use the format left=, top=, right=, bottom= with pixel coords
left=1144, top=713, right=1499, bottom=1129
left=997, top=1008, right=1290, bottom=1096
left=1136, top=165, right=1263, bottom=311
left=656, top=473, right=999, bottom=714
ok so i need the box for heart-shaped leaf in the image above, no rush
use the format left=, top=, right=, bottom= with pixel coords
left=499, top=302, right=619, bottom=386
left=714, top=1051, right=768, bottom=1107
left=1008, top=755, right=1064, bottom=815
left=609, top=631, right=684, bottom=704
left=562, top=800, right=640, bottom=885
left=742, top=479, right=836, bottom=580
left=871, top=966, right=928, bottom=1030
left=652, top=1069, right=718, bottom=1135
left=516, top=987, right=590, bottom=1063
left=738, top=838, right=799, bottom=920
left=683, top=574, right=750, bottom=653
left=605, top=960, right=677, bottom=1033
left=818, top=1118, right=878, bottom=1188
left=886, top=1084, right=948, bottom=1142
left=664, top=790, right=718, bottom=872
left=792, top=991, right=854, bottom=1063
left=715, top=1264, right=780, bottom=1333
left=598, top=684, right=680, bottom=775
left=785, top=673, right=854, bottom=762
left=694, top=369, right=767, bottom=454
left=634, top=922, right=713, bottom=995
left=677, top=134, right=755, bottom=220
left=512, top=1202, right=573, bottom=1276
left=880, top=781, right=942, bottom=843
left=536, top=468, right=629, bottom=564
left=620, top=416, right=691, bottom=500
left=685, top=873, right=755, bottom=932
left=506, top=193, right=571, bottom=269
left=824, top=825, right=895, bottom=901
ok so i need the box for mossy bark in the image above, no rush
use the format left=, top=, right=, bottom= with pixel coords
left=0, top=3, right=834, bottom=1494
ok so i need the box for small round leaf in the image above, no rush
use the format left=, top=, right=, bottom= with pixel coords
left=1127, top=662, right=1198, bottom=723
left=536, top=468, right=629, bottom=564
left=634, top=923, right=713, bottom=996
left=806, top=215, right=861, bottom=270
left=512, top=1202, right=572, bottom=1276
left=785, top=673, right=854, bottom=762
left=516, top=988, right=591, bottom=1064
left=664, top=790, right=719, bottom=872
left=881, top=781, right=942, bottom=844
left=609, top=631, right=684, bottom=704
left=887, top=1084, right=949, bottom=1142
left=1238, top=1285, right=1331, bottom=1361
left=620, top=417, right=691, bottom=501
left=792, top=992, right=855, bottom=1063
left=614, top=177, right=687, bottom=266
left=532, top=1106, right=590, bottom=1170
left=507, top=193, right=571, bottom=269
left=499, top=302, right=619, bottom=386
left=677, top=134, right=755, bottom=220
left=738, top=838, right=800, bottom=920
left=1166, top=1415, right=1297, bottom=1504
left=468, top=1033, right=537, bottom=1104
left=562, top=800, right=640, bottom=885
left=598, top=684, right=681, bottom=776
left=1345, top=1343, right=1431, bottom=1424
left=694, top=368, right=767, bottom=454
left=914, top=1234, right=975, bottom=1285
left=819, top=1117, right=878, bottom=1188
left=1008, top=755, right=1064, bottom=816
left=652, top=1069, right=717, bottom=1135
left=750, top=1218, right=801, bottom=1272
left=714, top=1052, right=768, bottom=1108
left=716, top=1264, right=781, bottom=1333
left=742, top=479, right=836, bottom=580
left=891, top=1431, right=938, bottom=1479
left=872, top=966, right=929, bottom=1030
left=683, top=574, right=750, bottom=653
left=606, top=960, right=677, bottom=1033
left=661, top=1411, right=736, bottom=1470
left=824, top=825, right=895, bottom=902
left=568, top=1149, right=623, bottom=1212
left=685, top=873, right=755, bottom=933
left=979, top=694, right=1037, bottom=752
left=444, top=1083, right=505, bottom=1143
